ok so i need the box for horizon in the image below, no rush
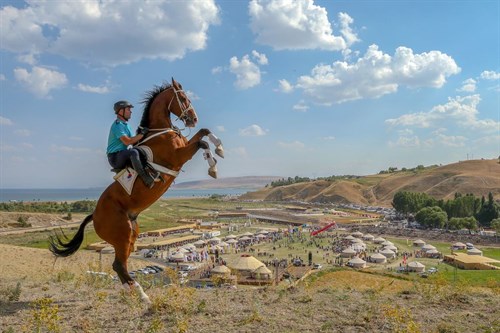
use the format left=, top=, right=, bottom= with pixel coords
left=1, top=1, right=499, bottom=188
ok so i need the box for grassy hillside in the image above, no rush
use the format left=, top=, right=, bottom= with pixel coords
left=241, top=159, right=500, bottom=206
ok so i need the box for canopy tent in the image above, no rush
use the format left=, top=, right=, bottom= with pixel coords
left=207, top=237, right=221, bottom=244
left=226, top=239, right=238, bottom=244
left=348, top=257, right=367, bottom=269
left=241, top=232, right=254, bottom=237
left=343, top=235, right=355, bottom=240
left=169, top=252, right=186, bottom=262
left=426, top=249, right=439, bottom=255
left=225, top=234, right=237, bottom=239
left=239, top=236, right=252, bottom=241
left=373, top=237, right=386, bottom=244
left=381, top=240, right=394, bottom=247
left=407, top=261, right=425, bottom=272
left=452, top=242, right=466, bottom=249
left=370, top=253, right=387, bottom=263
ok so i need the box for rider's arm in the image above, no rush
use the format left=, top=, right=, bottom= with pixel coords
left=119, top=134, right=144, bottom=146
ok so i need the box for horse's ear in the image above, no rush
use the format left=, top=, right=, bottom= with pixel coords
left=171, top=77, right=175, bottom=85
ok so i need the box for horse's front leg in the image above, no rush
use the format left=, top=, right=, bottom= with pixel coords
left=188, top=128, right=224, bottom=158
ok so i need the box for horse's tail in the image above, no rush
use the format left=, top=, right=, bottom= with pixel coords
left=49, top=213, right=94, bottom=257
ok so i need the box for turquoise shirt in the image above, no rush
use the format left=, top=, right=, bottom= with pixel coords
left=107, top=120, right=132, bottom=154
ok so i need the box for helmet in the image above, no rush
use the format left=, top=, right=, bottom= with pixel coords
left=113, top=100, right=134, bottom=112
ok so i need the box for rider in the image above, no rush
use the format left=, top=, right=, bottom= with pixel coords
left=107, top=100, right=156, bottom=188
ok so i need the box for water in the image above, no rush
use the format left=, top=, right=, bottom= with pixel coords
left=0, top=187, right=250, bottom=202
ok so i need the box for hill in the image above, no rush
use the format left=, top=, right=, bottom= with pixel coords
left=172, top=176, right=282, bottom=189
left=240, top=159, right=500, bottom=206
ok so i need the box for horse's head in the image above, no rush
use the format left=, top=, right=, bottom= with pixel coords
left=169, top=78, right=198, bottom=128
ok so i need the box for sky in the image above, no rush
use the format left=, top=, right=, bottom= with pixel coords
left=0, top=0, right=499, bottom=189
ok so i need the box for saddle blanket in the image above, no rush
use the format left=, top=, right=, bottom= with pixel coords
left=113, top=168, right=138, bottom=195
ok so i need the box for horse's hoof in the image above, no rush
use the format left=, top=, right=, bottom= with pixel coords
left=215, top=146, right=224, bottom=158
left=208, top=166, right=218, bottom=179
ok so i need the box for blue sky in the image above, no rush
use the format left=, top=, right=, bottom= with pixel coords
left=0, top=0, right=499, bottom=189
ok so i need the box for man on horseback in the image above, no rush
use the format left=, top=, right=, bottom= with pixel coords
left=107, top=100, right=157, bottom=188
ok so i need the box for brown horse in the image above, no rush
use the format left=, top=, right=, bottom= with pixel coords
left=49, top=78, right=222, bottom=303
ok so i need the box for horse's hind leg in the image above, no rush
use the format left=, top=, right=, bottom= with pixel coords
left=113, top=245, right=151, bottom=304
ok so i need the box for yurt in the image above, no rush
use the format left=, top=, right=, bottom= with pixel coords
left=452, top=242, right=466, bottom=250
left=380, top=248, right=396, bottom=259
left=373, top=237, right=386, bottom=244
left=370, top=253, right=387, bottom=263
left=225, top=234, right=237, bottom=240
left=407, top=261, right=425, bottom=273
left=351, top=242, right=366, bottom=250
left=348, top=257, right=367, bottom=269
left=211, top=265, right=231, bottom=276
left=381, top=240, right=394, bottom=247
left=351, top=238, right=363, bottom=244
left=422, top=244, right=436, bottom=252
left=193, top=240, right=206, bottom=248
left=252, top=265, right=273, bottom=280
left=208, top=237, right=221, bottom=244
left=362, top=234, right=375, bottom=241
left=228, top=254, right=266, bottom=277
left=100, top=246, right=115, bottom=254
left=413, top=239, right=426, bottom=247
left=426, top=249, right=440, bottom=257
left=467, top=248, right=483, bottom=256
left=383, top=245, right=398, bottom=253
left=226, top=239, right=238, bottom=244
left=351, top=231, right=364, bottom=238
left=169, top=252, right=186, bottom=262
left=241, top=232, right=254, bottom=237
left=344, top=235, right=355, bottom=241
left=341, top=248, right=357, bottom=258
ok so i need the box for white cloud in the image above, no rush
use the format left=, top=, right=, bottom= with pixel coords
left=0, top=74, right=5, bottom=81
left=457, top=78, right=476, bottom=92
left=185, top=90, right=200, bottom=101
left=249, top=0, right=352, bottom=51
left=480, top=70, right=500, bottom=80
left=15, top=129, right=31, bottom=137
left=388, top=134, right=420, bottom=147
left=0, top=1, right=220, bottom=66
left=338, top=12, right=359, bottom=46
left=50, top=144, right=95, bottom=154
left=211, top=66, right=223, bottom=74
left=252, top=50, right=268, bottom=65
left=239, top=124, right=267, bottom=136
left=295, top=45, right=460, bottom=105
left=293, top=101, right=309, bottom=112
left=278, top=79, right=294, bottom=93
left=433, top=130, right=467, bottom=147
left=229, top=54, right=262, bottom=89
left=14, top=66, right=67, bottom=98
left=77, top=83, right=110, bottom=94
left=0, top=116, right=13, bottom=126
left=278, top=140, right=305, bottom=150
left=16, top=53, right=38, bottom=65
left=386, top=94, right=499, bottom=132
left=216, top=125, right=225, bottom=132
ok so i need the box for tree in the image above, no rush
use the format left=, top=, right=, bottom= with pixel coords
left=476, top=192, right=499, bottom=227
left=415, top=206, right=448, bottom=229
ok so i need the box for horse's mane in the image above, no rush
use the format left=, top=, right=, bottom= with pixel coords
left=139, top=82, right=172, bottom=128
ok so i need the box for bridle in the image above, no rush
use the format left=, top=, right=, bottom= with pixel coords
left=167, top=86, right=196, bottom=126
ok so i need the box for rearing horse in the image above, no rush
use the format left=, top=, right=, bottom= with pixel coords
left=49, top=78, right=222, bottom=303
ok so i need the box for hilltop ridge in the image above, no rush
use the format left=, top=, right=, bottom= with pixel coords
left=240, top=159, right=500, bottom=207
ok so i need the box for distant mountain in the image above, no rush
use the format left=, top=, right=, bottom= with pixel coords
left=240, top=159, right=500, bottom=207
left=172, top=176, right=282, bottom=190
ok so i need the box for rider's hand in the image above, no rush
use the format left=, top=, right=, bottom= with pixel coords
left=137, top=127, right=149, bottom=136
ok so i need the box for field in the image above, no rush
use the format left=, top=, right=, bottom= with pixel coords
left=1, top=198, right=499, bottom=332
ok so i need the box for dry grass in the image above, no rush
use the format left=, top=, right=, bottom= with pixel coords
left=1, top=244, right=499, bottom=333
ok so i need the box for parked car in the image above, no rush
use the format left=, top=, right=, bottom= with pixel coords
left=312, top=263, right=323, bottom=270
left=428, top=267, right=438, bottom=274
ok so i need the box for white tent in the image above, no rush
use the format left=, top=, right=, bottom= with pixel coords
left=348, top=257, right=367, bottom=269
left=381, top=240, right=394, bottom=247
left=467, top=248, right=482, bottom=256
left=422, top=244, right=436, bottom=252
left=252, top=265, right=273, bottom=280
left=344, top=235, right=355, bottom=240
left=351, top=238, right=363, bottom=244
left=373, top=237, right=386, bottom=244
left=208, top=237, right=221, bottom=244
left=228, top=255, right=266, bottom=276
left=362, top=234, right=375, bottom=241
left=341, top=248, right=357, bottom=258
left=351, top=243, right=366, bottom=251
left=169, top=252, right=186, bottom=262
left=226, top=239, right=238, bottom=244
left=380, top=248, right=396, bottom=259
left=407, top=261, right=425, bottom=272
left=211, top=265, right=231, bottom=276
left=351, top=231, right=364, bottom=238
left=383, top=245, right=398, bottom=253
left=225, top=234, right=237, bottom=239
left=452, top=242, right=466, bottom=250
left=413, top=239, right=426, bottom=247
left=370, top=253, right=387, bottom=263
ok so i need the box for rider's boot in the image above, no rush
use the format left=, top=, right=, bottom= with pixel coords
left=130, top=152, right=155, bottom=189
